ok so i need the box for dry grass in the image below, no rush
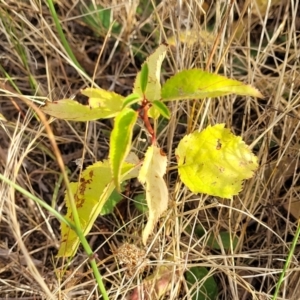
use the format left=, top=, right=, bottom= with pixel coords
left=0, top=0, right=300, bottom=299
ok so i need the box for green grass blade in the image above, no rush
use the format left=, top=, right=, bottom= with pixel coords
left=272, top=222, right=300, bottom=300
left=46, top=0, right=85, bottom=73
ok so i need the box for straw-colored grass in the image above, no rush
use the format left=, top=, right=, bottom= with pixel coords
left=0, top=0, right=299, bottom=299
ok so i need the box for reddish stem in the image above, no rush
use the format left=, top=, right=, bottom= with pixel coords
left=143, top=104, right=156, bottom=144
left=139, top=97, right=156, bottom=144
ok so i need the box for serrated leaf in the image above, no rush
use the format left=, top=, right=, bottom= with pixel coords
left=138, top=145, right=168, bottom=245
left=152, top=100, right=170, bottom=119
left=161, top=69, right=264, bottom=101
left=81, top=87, right=124, bottom=112
left=58, top=158, right=139, bottom=257
left=122, top=93, right=142, bottom=109
left=176, top=124, right=258, bottom=199
left=140, top=63, right=149, bottom=93
left=186, top=267, right=218, bottom=300
left=41, top=99, right=122, bottom=121
left=109, top=108, right=138, bottom=190
left=133, top=44, right=168, bottom=102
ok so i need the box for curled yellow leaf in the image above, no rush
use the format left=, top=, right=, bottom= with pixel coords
left=138, top=145, right=168, bottom=245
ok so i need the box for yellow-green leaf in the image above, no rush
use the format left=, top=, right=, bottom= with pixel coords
left=41, top=99, right=121, bottom=121
left=176, top=124, right=258, bottom=199
left=58, top=158, right=139, bottom=257
left=109, top=108, right=138, bottom=190
left=81, top=87, right=124, bottom=111
left=133, top=44, right=168, bottom=102
left=138, top=145, right=168, bottom=245
left=42, top=88, right=124, bottom=121
left=161, top=69, right=263, bottom=101
left=148, top=105, right=160, bottom=120
left=122, top=93, right=142, bottom=109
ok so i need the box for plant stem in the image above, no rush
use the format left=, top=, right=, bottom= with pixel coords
left=143, top=104, right=156, bottom=144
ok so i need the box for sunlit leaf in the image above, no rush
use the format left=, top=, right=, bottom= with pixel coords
left=58, top=158, right=139, bottom=257
left=176, top=124, right=258, bottom=199
left=41, top=99, right=121, bottom=121
left=138, top=145, right=168, bottom=245
left=133, top=44, right=168, bottom=102
left=109, top=108, right=138, bottom=190
left=161, top=69, right=263, bottom=101
left=42, top=88, right=124, bottom=121
left=81, top=87, right=124, bottom=112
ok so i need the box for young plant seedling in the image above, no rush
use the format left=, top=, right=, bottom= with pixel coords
left=42, top=44, right=263, bottom=256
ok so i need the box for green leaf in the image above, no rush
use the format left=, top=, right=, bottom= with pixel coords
left=122, top=93, right=142, bottom=109
left=186, top=267, right=218, bottom=300
left=133, top=44, right=168, bottom=102
left=101, top=181, right=126, bottom=215
left=140, top=63, right=149, bottom=93
left=161, top=69, right=264, bottom=101
left=109, top=108, right=138, bottom=190
left=81, top=4, right=121, bottom=35
left=58, top=159, right=139, bottom=257
left=152, top=100, right=170, bottom=119
left=176, top=124, right=258, bottom=199
left=189, top=224, right=239, bottom=250
left=41, top=99, right=121, bottom=121
left=133, top=193, right=148, bottom=213
left=207, top=231, right=238, bottom=250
